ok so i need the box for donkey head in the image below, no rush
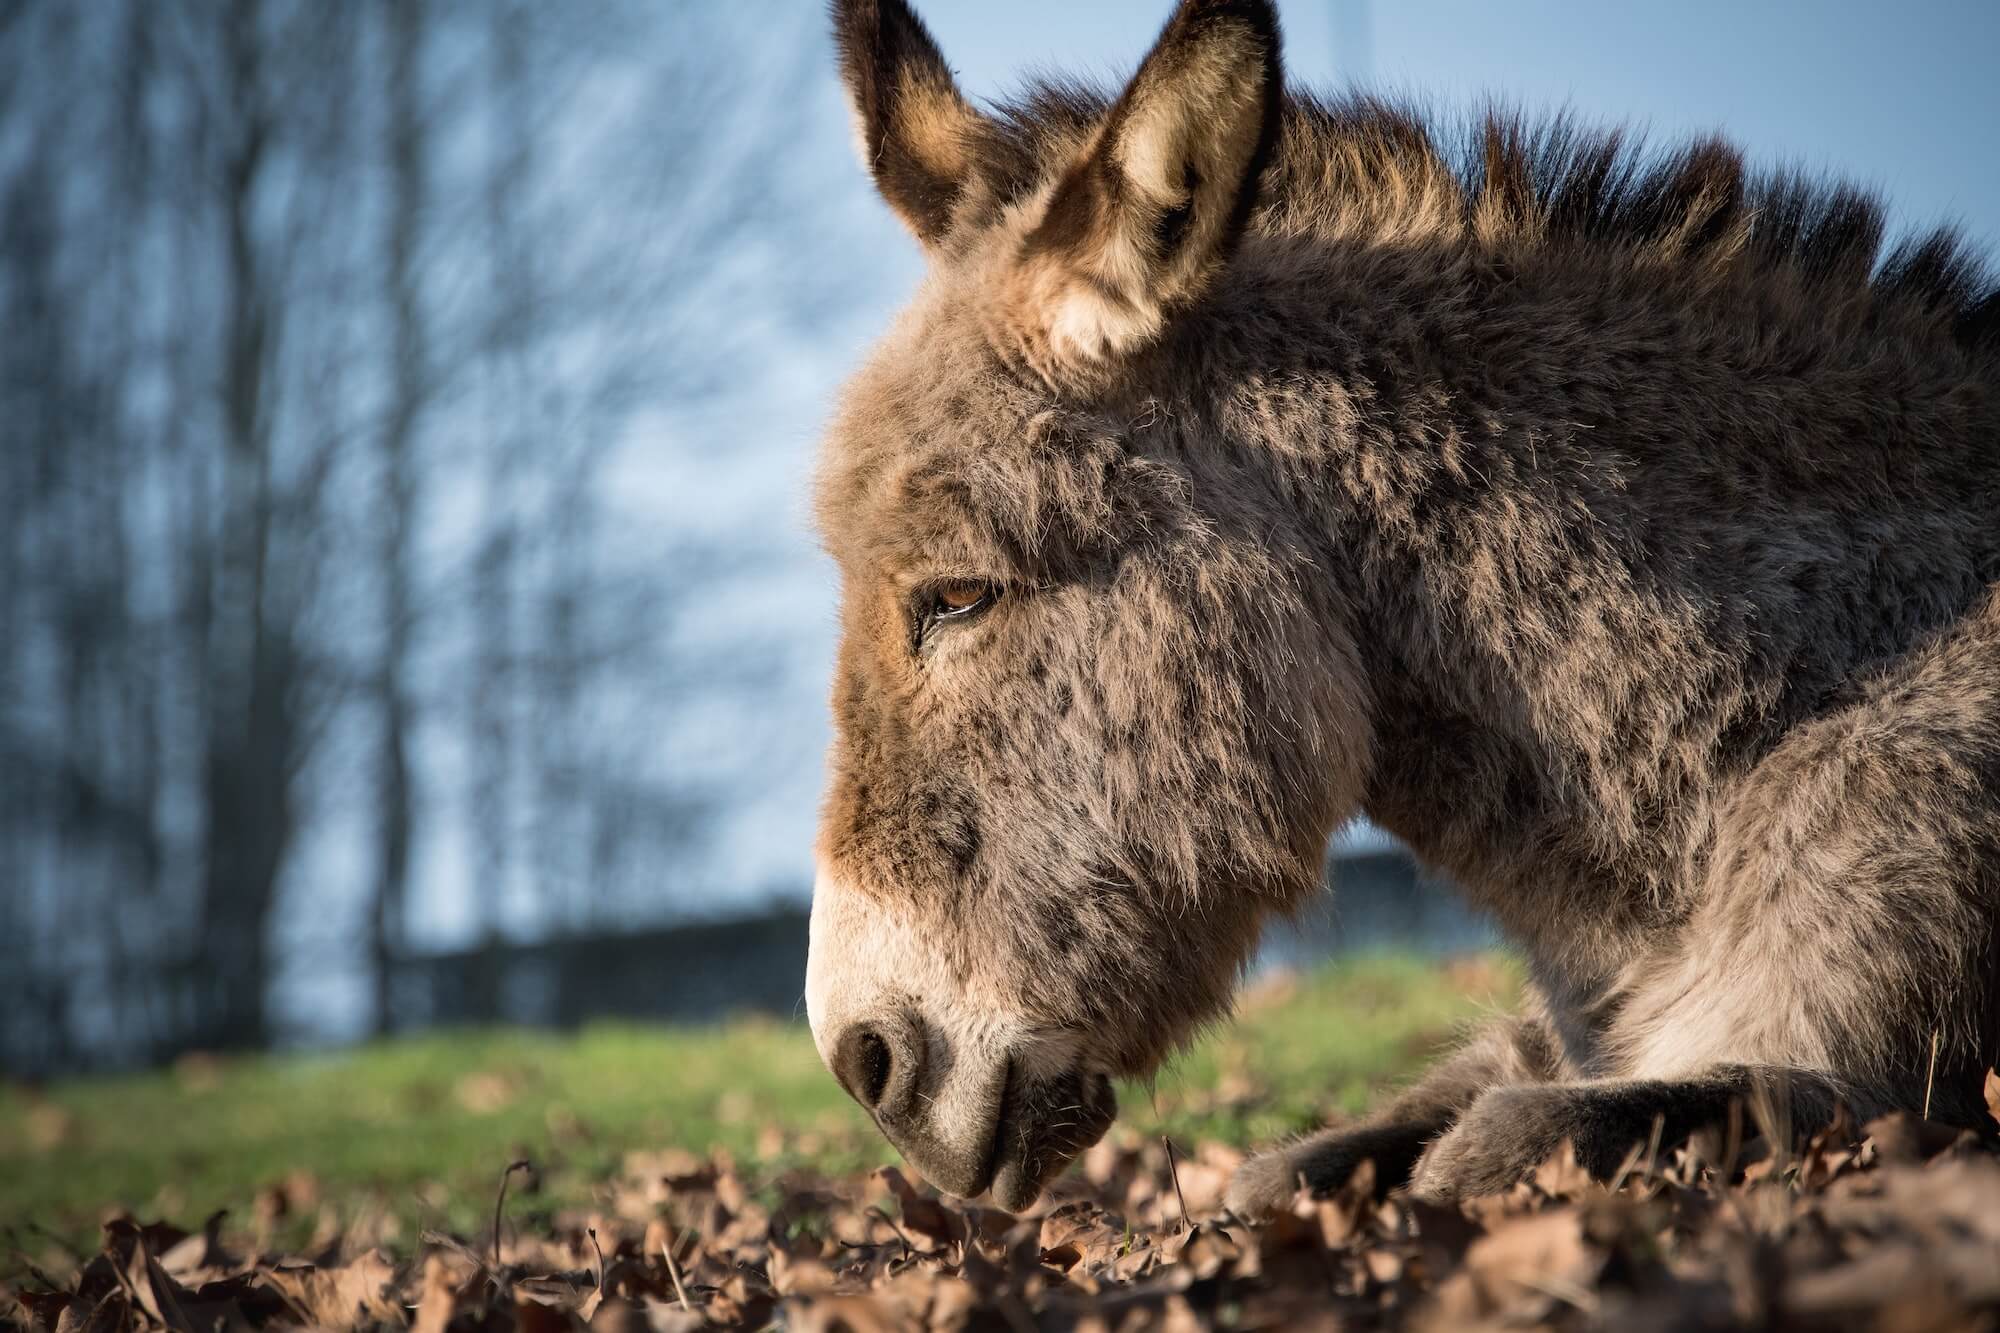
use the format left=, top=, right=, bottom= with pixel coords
left=808, top=0, right=1373, bottom=1210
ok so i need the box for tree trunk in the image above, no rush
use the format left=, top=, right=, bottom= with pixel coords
left=191, top=0, right=291, bottom=1054
left=371, top=0, right=427, bottom=1036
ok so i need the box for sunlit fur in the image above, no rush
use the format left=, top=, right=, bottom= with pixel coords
left=814, top=0, right=2000, bottom=1210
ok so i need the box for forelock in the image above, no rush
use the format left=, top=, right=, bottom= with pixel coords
left=816, top=285, right=1192, bottom=581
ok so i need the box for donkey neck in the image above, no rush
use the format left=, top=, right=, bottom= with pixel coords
left=1182, top=234, right=2000, bottom=982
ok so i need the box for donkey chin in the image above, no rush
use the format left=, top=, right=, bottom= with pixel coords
left=805, top=867, right=1119, bottom=1212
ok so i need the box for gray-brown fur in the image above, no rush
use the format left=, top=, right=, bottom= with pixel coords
left=808, top=0, right=2000, bottom=1213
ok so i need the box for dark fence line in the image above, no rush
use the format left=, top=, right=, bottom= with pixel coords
left=2, top=849, right=1489, bottom=1079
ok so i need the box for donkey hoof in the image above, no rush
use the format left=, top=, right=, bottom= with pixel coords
left=1225, top=1146, right=1310, bottom=1221
left=1407, top=1087, right=1570, bottom=1202
left=1227, top=1124, right=1416, bottom=1220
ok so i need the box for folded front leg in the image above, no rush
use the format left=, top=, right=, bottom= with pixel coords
left=1406, top=1065, right=1840, bottom=1202
left=1226, top=1013, right=1559, bottom=1218
left=1226, top=1120, right=1440, bottom=1216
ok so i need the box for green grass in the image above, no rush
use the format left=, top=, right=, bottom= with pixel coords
left=0, top=952, right=1516, bottom=1271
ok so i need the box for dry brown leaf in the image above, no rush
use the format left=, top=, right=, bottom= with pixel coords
left=406, top=1255, right=462, bottom=1333
left=123, top=1238, right=197, bottom=1333
left=1451, top=1207, right=1604, bottom=1321
left=261, top=1251, right=400, bottom=1330
left=13, top=1286, right=74, bottom=1330
left=23, top=1105, right=2000, bottom=1333
left=1863, top=1110, right=1964, bottom=1165
left=790, top=1293, right=905, bottom=1333
left=1531, top=1139, right=1594, bottom=1198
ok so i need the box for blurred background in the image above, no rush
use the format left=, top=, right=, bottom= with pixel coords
left=3, top=0, right=1996, bottom=1080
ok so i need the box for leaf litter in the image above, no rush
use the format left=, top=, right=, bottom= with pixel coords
left=9, top=1095, right=2000, bottom=1331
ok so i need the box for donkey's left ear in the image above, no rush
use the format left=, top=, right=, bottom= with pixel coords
left=1005, top=0, right=1283, bottom=378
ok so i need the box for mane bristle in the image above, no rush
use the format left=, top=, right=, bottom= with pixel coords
left=984, top=80, right=1999, bottom=350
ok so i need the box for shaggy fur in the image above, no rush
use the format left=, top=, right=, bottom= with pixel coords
left=807, top=0, right=2000, bottom=1214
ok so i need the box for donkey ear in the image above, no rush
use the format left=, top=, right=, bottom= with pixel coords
left=832, top=0, right=990, bottom=246
left=1011, top=0, right=1283, bottom=372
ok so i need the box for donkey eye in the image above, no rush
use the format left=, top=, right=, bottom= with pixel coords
left=930, top=581, right=995, bottom=617
left=914, top=580, right=999, bottom=651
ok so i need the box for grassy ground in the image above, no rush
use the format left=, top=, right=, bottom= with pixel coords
left=0, top=952, right=1516, bottom=1273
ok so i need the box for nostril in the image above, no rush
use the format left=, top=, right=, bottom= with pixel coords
left=835, top=1023, right=897, bottom=1111
left=855, top=1029, right=891, bottom=1105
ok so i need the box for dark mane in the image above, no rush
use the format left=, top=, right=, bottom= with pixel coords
left=984, top=80, right=2000, bottom=350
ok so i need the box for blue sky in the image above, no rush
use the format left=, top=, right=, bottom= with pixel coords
left=917, top=0, right=1998, bottom=251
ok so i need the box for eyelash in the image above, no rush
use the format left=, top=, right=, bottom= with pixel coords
left=912, top=583, right=999, bottom=653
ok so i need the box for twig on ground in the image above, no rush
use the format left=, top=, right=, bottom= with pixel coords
left=1748, top=1073, right=1794, bottom=1182
left=1163, top=1136, right=1190, bottom=1233
left=868, top=1207, right=914, bottom=1264
left=1719, top=1097, right=1745, bottom=1182
left=1641, top=1112, right=1666, bottom=1188
left=493, top=1160, right=531, bottom=1271
left=660, top=1219, right=693, bottom=1313
left=1924, top=1031, right=1941, bottom=1120
left=421, top=1230, right=491, bottom=1276
left=586, top=1227, right=605, bottom=1295
left=1518, top=1271, right=1601, bottom=1315
left=1606, top=1140, right=1646, bottom=1195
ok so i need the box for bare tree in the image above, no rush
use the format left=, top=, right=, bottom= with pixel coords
left=369, top=0, right=428, bottom=1035
left=0, top=0, right=863, bottom=1073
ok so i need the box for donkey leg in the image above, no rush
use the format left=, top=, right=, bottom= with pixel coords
left=1415, top=593, right=2000, bottom=1204
left=1226, top=1122, right=1441, bottom=1219
left=1406, top=1065, right=1839, bottom=1201
left=1226, top=1012, right=1558, bottom=1218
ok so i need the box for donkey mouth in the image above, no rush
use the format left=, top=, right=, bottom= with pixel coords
left=986, top=1064, right=1118, bottom=1212
left=878, top=1058, right=1116, bottom=1211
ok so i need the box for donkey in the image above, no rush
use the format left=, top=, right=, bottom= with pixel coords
left=805, top=0, right=2000, bottom=1215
